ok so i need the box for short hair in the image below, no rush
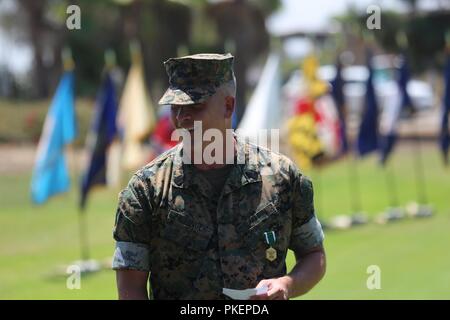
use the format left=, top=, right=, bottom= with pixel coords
left=207, top=77, right=236, bottom=109
left=217, top=77, right=236, bottom=98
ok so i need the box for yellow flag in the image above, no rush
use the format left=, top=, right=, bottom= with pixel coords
left=302, top=55, right=329, bottom=99
left=118, top=61, right=156, bottom=170
left=287, top=113, right=323, bottom=170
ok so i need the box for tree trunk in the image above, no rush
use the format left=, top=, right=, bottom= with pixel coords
left=19, top=0, right=49, bottom=98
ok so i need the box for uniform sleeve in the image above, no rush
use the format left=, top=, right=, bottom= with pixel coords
left=112, top=174, right=153, bottom=271
left=289, top=170, right=324, bottom=254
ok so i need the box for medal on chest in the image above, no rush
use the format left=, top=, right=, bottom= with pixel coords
left=264, top=231, right=277, bottom=262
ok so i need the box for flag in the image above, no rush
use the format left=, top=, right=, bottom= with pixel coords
left=379, top=55, right=413, bottom=165
left=117, top=60, right=156, bottom=170
left=314, top=94, right=342, bottom=158
left=286, top=54, right=333, bottom=169
left=238, top=53, right=281, bottom=147
left=398, top=56, right=414, bottom=116
left=356, top=58, right=379, bottom=156
left=30, top=72, right=77, bottom=204
left=151, top=114, right=178, bottom=153
left=231, top=109, right=238, bottom=129
left=80, top=73, right=118, bottom=209
left=146, top=107, right=179, bottom=163
left=331, top=60, right=348, bottom=154
left=440, top=53, right=450, bottom=164
left=287, top=97, right=324, bottom=169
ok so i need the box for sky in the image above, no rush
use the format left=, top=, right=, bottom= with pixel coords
left=0, top=0, right=33, bottom=75
left=267, top=0, right=449, bottom=36
left=266, top=0, right=412, bottom=35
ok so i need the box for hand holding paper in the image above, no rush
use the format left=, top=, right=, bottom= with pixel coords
left=222, top=285, right=269, bottom=300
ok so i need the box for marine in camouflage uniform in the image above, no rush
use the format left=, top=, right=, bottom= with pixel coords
left=112, top=53, right=325, bottom=300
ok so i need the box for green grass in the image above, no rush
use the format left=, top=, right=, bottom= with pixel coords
left=0, top=144, right=449, bottom=299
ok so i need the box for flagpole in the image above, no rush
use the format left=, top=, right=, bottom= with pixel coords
left=441, top=36, right=450, bottom=166
left=311, top=166, right=324, bottom=225
left=407, top=117, right=433, bottom=218
left=401, top=56, right=429, bottom=207
left=348, top=154, right=362, bottom=213
left=379, top=34, right=408, bottom=218
left=63, top=47, right=93, bottom=265
left=78, top=49, right=119, bottom=263
left=383, top=159, right=399, bottom=208
left=332, top=51, right=362, bottom=215
left=315, top=168, right=323, bottom=220
left=396, top=29, right=432, bottom=215
left=70, top=143, right=91, bottom=263
left=400, top=33, right=429, bottom=213
left=412, top=126, right=428, bottom=204
left=409, top=34, right=450, bottom=210
left=78, top=207, right=91, bottom=261
left=353, top=42, right=377, bottom=219
left=68, top=141, right=91, bottom=263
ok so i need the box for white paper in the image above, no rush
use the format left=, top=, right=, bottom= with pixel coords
left=222, top=285, right=269, bottom=300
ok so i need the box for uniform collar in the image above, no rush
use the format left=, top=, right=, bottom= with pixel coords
left=171, top=133, right=261, bottom=194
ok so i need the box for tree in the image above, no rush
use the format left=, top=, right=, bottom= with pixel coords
left=204, top=0, right=280, bottom=123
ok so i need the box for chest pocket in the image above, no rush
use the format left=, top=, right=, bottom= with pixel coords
left=239, top=202, right=288, bottom=278
left=238, top=202, right=280, bottom=249
left=160, top=209, right=214, bottom=252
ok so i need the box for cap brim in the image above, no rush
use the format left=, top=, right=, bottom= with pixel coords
left=158, top=86, right=216, bottom=106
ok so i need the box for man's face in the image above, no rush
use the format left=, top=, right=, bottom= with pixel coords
left=171, top=103, right=208, bottom=132
left=170, top=93, right=234, bottom=133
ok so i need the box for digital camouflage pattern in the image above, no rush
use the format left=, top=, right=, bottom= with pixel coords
left=158, top=53, right=235, bottom=106
left=112, top=134, right=324, bottom=300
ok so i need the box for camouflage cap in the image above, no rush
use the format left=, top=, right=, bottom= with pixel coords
left=158, top=53, right=235, bottom=106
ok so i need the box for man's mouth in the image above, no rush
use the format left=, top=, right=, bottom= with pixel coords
left=177, top=125, right=194, bottom=132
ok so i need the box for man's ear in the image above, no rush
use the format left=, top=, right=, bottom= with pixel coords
left=224, top=96, right=235, bottom=118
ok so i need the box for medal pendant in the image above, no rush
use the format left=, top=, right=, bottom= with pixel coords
left=265, top=246, right=277, bottom=262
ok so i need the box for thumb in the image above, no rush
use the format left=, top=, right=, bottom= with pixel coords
left=255, top=279, right=270, bottom=289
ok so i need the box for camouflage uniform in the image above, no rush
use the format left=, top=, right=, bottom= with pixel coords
left=112, top=53, right=324, bottom=300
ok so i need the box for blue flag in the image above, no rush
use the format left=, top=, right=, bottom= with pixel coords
left=231, top=107, right=238, bottom=130
left=357, top=58, right=379, bottom=156
left=398, top=56, right=414, bottom=115
left=331, top=60, right=348, bottom=154
left=31, top=72, right=77, bottom=204
left=440, top=54, right=450, bottom=165
left=80, top=73, right=118, bottom=209
left=379, top=55, right=413, bottom=165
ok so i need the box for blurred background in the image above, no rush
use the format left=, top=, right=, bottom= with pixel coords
left=0, top=0, right=449, bottom=299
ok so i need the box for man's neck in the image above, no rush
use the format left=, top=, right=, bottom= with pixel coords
left=184, top=131, right=236, bottom=171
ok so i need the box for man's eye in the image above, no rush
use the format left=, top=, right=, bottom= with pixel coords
left=192, top=103, right=205, bottom=110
